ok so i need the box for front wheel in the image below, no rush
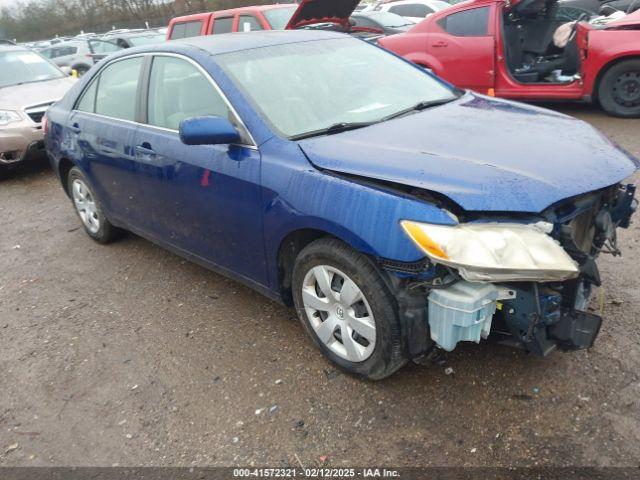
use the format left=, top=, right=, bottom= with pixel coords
left=598, top=59, right=640, bottom=118
left=292, top=238, right=406, bottom=380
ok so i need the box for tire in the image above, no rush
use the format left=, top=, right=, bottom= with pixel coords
left=292, top=238, right=406, bottom=380
left=598, top=59, right=640, bottom=118
left=67, top=166, right=121, bottom=244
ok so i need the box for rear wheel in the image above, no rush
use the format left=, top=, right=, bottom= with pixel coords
left=67, top=167, right=121, bottom=243
left=598, top=59, right=640, bottom=118
left=292, top=238, right=406, bottom=380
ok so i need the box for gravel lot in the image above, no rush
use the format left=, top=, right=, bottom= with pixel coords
left=0, top=104, right=639, bottom=468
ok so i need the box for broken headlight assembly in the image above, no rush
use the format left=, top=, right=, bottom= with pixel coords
left=400, top=220, right=579, bottom=282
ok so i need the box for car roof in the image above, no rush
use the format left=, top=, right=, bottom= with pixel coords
left=0, top=44, right=27, bottom=52
left=150, top=30, right=347, bottom=57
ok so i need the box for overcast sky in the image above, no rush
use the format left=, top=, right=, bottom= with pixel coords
left=0, top=0, right=21, bottom=10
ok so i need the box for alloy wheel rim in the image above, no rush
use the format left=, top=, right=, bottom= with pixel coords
left=613, top=71, right=640, bottom=108
left=302, top=265, right=376, bottom=363
left=72, top=178, right=100, bottom=234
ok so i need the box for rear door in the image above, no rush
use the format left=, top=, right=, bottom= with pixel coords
left=428, top=5, right=495, bottom=92
left=132, top=54, right=265, bottom=281
left=68, top=55, right=145, bottom=224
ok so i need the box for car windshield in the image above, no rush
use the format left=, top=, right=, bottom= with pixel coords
left=126, top=34, right=166, bottom=46
left=218, top=37, right=458, bottom=139
left=368, top=12, right=416, bottom=27
left=263, top=6, right=298, bottom=29
left=0, top=50, right=64, bottom=88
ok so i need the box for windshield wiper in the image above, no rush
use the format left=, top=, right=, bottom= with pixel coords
left=290, top=121, right=375, bottom=140
left=381, top=98, right=457, bottom=122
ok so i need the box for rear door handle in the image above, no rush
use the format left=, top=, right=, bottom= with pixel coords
left=69, top=123, right=81, bottom=133
left=432, top=41, right=448, bottom=48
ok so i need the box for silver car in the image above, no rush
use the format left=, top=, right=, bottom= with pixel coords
left=39, top=39, right=122, bottom=76
left=0, top=45, right=76, bottom=171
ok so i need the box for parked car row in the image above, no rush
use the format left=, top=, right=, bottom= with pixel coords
left=18, top=28, right=166, bottom=77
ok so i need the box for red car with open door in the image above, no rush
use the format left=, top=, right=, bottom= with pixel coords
left=379, top=0, right=640, bottom=117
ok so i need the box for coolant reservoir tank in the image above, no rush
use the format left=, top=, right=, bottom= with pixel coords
left=428, top=281, right=499, bottom=351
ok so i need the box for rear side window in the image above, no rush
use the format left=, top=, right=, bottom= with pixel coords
left=437, top=7, right=490, bottom=36
left=389, top=4, right=432, bottom=17
left=238, top=15, right=263, bottom=32
left=147, top=56, right=231, bottom=130
left=171, top=20, right=203, bottom=39
left=94, top=57, right=143, bottom=121
left=213, top=17, right=234, bottom=34
left=76, top=78, right=98, bottom=113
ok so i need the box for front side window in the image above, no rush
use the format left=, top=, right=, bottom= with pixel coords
left=389, top=4, right=431, bottom=17
left=437, top=7, right=490, bottom=36
left=0, top=50, right=64, bottom=88
left=218, top=37, right=457, bottom=139
left=147, top=56, right=231, bottom=131
left=238, top=15, right=264, bottom=32
left=212, top=17, right=234, bottom=34
left=94, top=57, right=143, bottom=121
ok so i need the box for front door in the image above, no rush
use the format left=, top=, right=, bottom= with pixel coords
left=132, top=55, right=266, bottom=283
left=428, top=5, right=495, bottom=93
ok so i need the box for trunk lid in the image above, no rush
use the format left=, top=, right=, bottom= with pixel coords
left=286, top=0, right=360, bottom=30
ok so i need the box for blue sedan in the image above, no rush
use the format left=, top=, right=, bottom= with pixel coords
left=45, top=31, right=638, bottom=379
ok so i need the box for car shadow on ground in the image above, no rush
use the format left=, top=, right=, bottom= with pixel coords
left=0, top=155, right=51, bottom=181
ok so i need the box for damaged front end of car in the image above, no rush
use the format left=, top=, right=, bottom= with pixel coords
left=394, top=183, right=637, bottom=358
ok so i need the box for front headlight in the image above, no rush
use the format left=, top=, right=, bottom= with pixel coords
left=401, top=220, right=579, bottom=282
left=0, top=110, right=22, bottom=126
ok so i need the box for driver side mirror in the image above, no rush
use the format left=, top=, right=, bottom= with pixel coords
left=179, top=116, right=242, bottom=146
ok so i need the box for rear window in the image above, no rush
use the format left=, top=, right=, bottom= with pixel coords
left=388, top=4, right=432, bottom=17
left=437, top=7, right=490, bottom=36
left=171, top=20, right=203, bottom=39
left=212, top=17, right=234, bottom=34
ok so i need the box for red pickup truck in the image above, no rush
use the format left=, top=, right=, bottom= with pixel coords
left=379, top=0, right=640, bottom=117
left=167, top=4, right=299, bottom=39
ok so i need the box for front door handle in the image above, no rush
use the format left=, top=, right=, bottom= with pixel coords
left=432, top=41, right=448, bottom=48
left=69, top=122, right=81, bottom=133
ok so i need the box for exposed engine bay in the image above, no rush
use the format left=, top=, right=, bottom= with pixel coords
left=386, top=183, right=638, bottom=358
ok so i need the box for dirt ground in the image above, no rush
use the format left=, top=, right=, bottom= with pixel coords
left=0, top=103, right=639, bottom=468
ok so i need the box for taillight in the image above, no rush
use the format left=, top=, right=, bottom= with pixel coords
left=42, top=114, right=49, bottom=136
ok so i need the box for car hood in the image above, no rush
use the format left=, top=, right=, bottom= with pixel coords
left=0, top=76, right=76, bottom=110
left=604, top=9, right=640, bottom=28
left=286, top=0, right=360, bottom=29
left=297, top=94, right=639, bottom=213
